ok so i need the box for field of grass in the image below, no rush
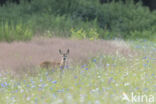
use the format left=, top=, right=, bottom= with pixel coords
left=0, top=0, right=156, bottom=104
left=0, top=39, right=155, bottom=104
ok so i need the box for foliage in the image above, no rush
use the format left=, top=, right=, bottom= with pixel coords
left=0, top=21, right=33, bottom=42
left=0, top=0, right=156, bottom=41
left=71, top=28, right=99, bottom=40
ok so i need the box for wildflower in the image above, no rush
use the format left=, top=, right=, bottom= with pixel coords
left=31, top=85, right=36, bottom=88
left=53, top=94, right=57, bottom=98
left=98, top=76, right=101, bottom=78
left=40, top=79, right=43, bottom=82
left=1, top=83, right=5, bottom=87
left=15, top=90, right=18, bottom=93
left=31, top=80, right=35, bottom=84
left=52, top=80, right=57, bottom=84
left=136, top=87, right=139, bottom=90
left=4, top=82, right=8, bottom=86
left=142, top=56, right=147, bottom=59
left=81, top=64, right=87, bottom=68
left=106, top=64, right=110, bottom=67
left=143, top=64, right=147, bottom=67
left=85, top=68, right=88, bottom=70
left=38, top=88, right=42, bottom=91
left=41, top=84, right=47, bottom=88
left=93, top=59, right=96, bottom=62
left=124, top=82, right=130, bottom=86
left=80, top=70, right=84, bottom=74
left=95, top=100, right=100, bottom=104
left=151, top=74, right=155, bottom=76
left=115, top=83, right=119, bottom=87
left=74, top=76, right=78, bottom=79
left=60, top=66, right=64, bottom=69
left=26, top=96, right=31, bottom=101
left=20, top=89, right=24, bottom=93
left=27, top=84, right=30, bottom=87
left=102, top=87, right=105, bottom=92
left=64, top=65, right=69, bottom=69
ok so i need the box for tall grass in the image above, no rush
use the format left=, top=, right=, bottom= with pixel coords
left=0, top=40, right=155, bottom=103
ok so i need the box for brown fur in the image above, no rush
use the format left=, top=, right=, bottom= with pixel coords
left=40, top=61, right=61, bottom=69
left=40, top=49, right=69, bottom=70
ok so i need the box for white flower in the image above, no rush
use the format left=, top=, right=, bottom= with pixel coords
left=124, top=82, right=130, bottom=86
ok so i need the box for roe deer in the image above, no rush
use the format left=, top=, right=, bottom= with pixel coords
left=40, top=49, right=70, bottom=70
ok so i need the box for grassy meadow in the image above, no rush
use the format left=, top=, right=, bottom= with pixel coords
left=0, top=40, right=156, bottom=104
left=0, top=0, right=156, bottom=104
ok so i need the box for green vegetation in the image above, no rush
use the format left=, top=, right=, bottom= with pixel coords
left=0, top=0, right=156, bottom=41
left=0, top=40, right=156, bottom=103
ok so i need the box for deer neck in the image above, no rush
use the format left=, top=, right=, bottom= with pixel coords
left=60, top=58, right=66, bottom=68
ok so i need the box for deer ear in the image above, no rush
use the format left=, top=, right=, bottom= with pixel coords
left=59, top=49, right=62, bottom=54
left=66, top=49, right=70, bottom=54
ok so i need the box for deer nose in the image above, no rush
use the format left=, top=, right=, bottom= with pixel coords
left=63, top=57, right=66, bottom=60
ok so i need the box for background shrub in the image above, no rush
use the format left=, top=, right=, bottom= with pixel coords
left=0, top=0, right=155, bottom=41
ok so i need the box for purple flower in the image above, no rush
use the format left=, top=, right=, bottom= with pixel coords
left=38, top=88, right=42, bottom=91
left=85, top=68, right=88, bottom=70
left=136, top=87, right=139, bottom=90
left=152, top=74, right=155, bottom=76
left=41, top=84, right=45, bottom=88
left=27, top=84, right=30, bottom=87
left=40, top=79, right=43, bottom=82
left=52, top=80, right=57, bottom=84
left=93, top=59, right=96, bottom=62
left=80, top=70, right=84, bottom=74
left=106, top=64, right=110, bottom=67
left=64, top=65, right=69, bottom=69
left=4, top=82, right=8, bottom=86
left=31, top=80, right=34, bottom=84
left=142, top=56, right=147, bottom=59
left=143, top=64, right=147, bottom=67
left=1, top=83, right=5, bottom=87
left=74, top=76, right=78, bottom=79
left=81, top=64, right=87, bottom=68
